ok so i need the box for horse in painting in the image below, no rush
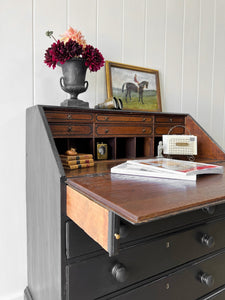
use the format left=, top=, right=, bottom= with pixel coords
left=122, top=81, right=148, bottom=104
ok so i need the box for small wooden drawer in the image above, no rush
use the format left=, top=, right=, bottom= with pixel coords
left=155, top=115, right=185, bottom=124
left=45, top=111, right=93, bottom=123
left=111, top=251, right=225, bottom=300
left=96, top=114, right=153, bottom=123
left=95, top=124, right=153, bottom=136
left=49, top=123, right=93, bottom=137
left=154, top=124, right=185, bottom=135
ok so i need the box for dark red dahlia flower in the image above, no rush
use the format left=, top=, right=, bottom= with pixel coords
left=82, top=45, right=105, bottom=72
left=44, top=39, right=83, bottom=69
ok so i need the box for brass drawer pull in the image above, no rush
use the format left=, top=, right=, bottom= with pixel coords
left=105, top=129, right=109, bottom=134
left=169, top=118, right=173, bottom=122
left=105, top=116, right=109, bottom=121
left=142, top=128, right=146, bottom=133
left=67, top=114, right=72, bottom=119
left=142, top=118, right=146, bottom=122
left=114, top=233, right=120, bottom=240
left=67, top=126, right=72, bottom=132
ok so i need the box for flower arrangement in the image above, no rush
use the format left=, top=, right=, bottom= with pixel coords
left=44, top=27, right=105, bottom=72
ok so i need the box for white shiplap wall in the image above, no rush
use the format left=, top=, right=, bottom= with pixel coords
left=1, top=0, right=225, bottom=299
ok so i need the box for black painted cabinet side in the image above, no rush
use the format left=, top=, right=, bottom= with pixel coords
left=25, top=106, right=65, bottom=300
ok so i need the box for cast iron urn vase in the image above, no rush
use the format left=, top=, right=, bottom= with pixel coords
left=60, top=57, right=89, bottom=107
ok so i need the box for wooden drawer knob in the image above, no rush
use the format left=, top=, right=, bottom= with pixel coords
left=119, top=223, right=129, bottom=238
left=112, top=263, right=128, bottom=283
left=202, top=206, right=215, bottom=215
left=199, top=272, right=215, bottom=287
left=201, top=233, right=215, bottom=248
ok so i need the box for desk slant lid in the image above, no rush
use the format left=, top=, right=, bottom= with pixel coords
left=67, top=164, right=225, bottom=224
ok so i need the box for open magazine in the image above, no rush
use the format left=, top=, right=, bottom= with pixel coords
left=111, top=158, right=224, bottom=181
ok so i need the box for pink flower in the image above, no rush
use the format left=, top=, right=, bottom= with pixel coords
left=60, top=26, right=86, bottom=47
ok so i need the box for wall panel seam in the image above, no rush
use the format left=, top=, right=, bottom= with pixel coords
left=163, top=0, right=168, bottom=111
left=32, top=0, right=35, bottom=106
left=144, top=0, right=148, bottom=66
left=95, top=0, right=99, bottom=106
left=210, top=0, right=217, bottom=134
left=180, top=0, right=186, bottom=113
left=196, top=0, right=202, bottom=119
left=122, top=0, right=125, bottom=63
left=223, top=88, right=225, bottom=146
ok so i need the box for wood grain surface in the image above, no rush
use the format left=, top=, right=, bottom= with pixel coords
left=67, top=185, right=109, bottom=251
left=67, top=161, right=225, bottom=224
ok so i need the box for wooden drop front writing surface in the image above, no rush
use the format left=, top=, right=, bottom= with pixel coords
left=67, top=161, right=225, bottom=224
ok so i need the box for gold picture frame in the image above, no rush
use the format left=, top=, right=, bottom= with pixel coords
left=105, top=61, right=162, bottom=112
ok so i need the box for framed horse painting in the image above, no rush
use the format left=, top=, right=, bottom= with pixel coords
left=105, top=61, right=162, bottom=112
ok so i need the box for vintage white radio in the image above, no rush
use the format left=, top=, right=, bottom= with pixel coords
left=162, top=135, right=197, bottom=155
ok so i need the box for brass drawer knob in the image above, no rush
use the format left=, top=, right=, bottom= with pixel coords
left=67, top=114, right=72, bottom=119
left=105, top=116, right=109, bottom=121
left=142, top=118, right=146, bottom=122
left=105, top=128, right=109, bottom=134
left=114, top=233, right=120, bottom=240
left=142, top=128, right=146, bottom=133
left=67, top=126, right=72, bottom=132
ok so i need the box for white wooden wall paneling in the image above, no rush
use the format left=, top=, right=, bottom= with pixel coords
left=163, top=0, right=184, bottom=113
left=181, top=0, right=200, bottom=118
left=2, top=1, right=225, bottom=299
left=196, top=0, right=215, bottom=133
left=211, top=0, right=225, bottom=148
left=34, top=0, right=67, bottom=105
left=146, top=0, right=166, bottom=110
left=123, top=0, right=146, bottom=67
left=68, top=0, right=97, bottom=107
left=96, top=0, right=124, bottom=105
left=0, top=0, right=32, bottom=297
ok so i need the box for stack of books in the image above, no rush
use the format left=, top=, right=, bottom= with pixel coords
left=60, top=153, right=94, bottom=170
left=111, top=158, right=224, bottom=181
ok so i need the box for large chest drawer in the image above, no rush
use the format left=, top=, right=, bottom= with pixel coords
left=66, top=217, right=225, bottom=299
left=66, top=203, right=225, bottom=259
left=95, top=124, right=153, bottom=137
left=111, top=251, right=225, bottom=300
